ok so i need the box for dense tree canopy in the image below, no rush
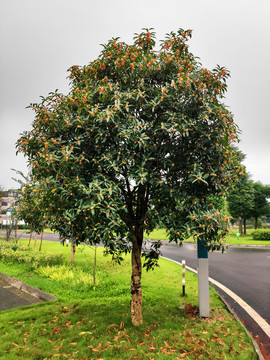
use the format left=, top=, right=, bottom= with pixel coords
left=17, top=28, right=243, bottom=325
left=250, top=182, right=270, bottom=229
left=227, top=177, right=254, bottom=235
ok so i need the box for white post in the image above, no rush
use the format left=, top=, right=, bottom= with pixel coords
left=182, top=260, right=186, bottom=296
left=197, top=240, right=210, bottom=317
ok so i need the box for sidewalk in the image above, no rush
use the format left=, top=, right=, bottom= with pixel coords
left=0, top=278, right=42, bottom=311
left=0, top=273, right=57, bottom=311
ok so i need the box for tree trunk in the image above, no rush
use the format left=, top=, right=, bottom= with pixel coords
left=238, top=216, right=242, bottom=236
left=70, top=243, right=76, bottom=264
left=243, top=218, right=247, bottom=234
left=6, top=223, right=12, bottom=241
left=33, top=232, right=37, bottom=250
left=254, top=217, right=258, bottom=229
left=15, top=220, right=18, bottom=243
left=39, top=231, right=43, bottom=251
left=130, top=231, right=143, bottom=326
left=93, top=245, right=97, bottom=289
left=28, top=231, right=33, bottom=247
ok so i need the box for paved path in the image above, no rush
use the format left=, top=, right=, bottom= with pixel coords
left=0, top=278, right=43, bottom=311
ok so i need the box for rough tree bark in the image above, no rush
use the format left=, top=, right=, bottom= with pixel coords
left=130, top=230, right=143, bottom=326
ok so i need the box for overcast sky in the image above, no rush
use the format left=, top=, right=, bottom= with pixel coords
left=1, top=0, right=269, bottom=190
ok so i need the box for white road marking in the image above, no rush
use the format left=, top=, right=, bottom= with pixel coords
left=162, top=256, right=270, bottom=338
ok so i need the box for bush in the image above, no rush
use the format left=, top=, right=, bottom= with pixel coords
left=251, top=229, right=270, bottom=240
left=0, top=241, right=64, bottom=268
left=35, top=265, right=96, bottom=288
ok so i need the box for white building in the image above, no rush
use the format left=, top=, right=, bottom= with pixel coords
left=0, top=190, right=22, bottom=225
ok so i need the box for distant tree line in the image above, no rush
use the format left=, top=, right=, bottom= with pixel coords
left=227, top=178, right=270, bottom=235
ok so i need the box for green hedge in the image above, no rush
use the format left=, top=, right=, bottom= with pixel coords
left=251, top=229, right=270, bottom=240
left=0, top=241, right=64, bottom=269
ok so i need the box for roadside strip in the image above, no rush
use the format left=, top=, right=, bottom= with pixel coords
left=161, top=256, right=270, bottom=338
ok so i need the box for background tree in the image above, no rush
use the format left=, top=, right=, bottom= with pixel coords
left=250, top=182, right=270, bottom=229
left=16, top=179, right=48, bottom=250
left=17, top=28, right=242, bottom=325
left=227, top=178, right=254, bottom=235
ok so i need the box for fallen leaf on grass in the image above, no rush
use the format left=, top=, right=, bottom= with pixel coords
left=217, top=339, right=225, bottom=346
left=120, top=322, right=125, bottom=329
left=107, top=324, right=118, bottom=329
left=56, top=343, right=63, bottom=350
left=148, top=341, right=155, bottom=352
left=176, top=353, right=188, bottom=359
left=52, top=326, right=61, bottom=335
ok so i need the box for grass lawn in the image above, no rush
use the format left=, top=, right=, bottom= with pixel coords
left=0, top=239, right=257, bottom=359
left=146, top=227, right=270, bottom=246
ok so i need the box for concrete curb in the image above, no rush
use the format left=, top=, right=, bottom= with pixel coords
left=0, top=272, right=57, bottom=302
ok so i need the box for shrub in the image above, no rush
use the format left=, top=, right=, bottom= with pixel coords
left=35, top=265, right=96, bottom=288
left=251, top=229, right=270, bottom=240
left=0, top=241, right=64, bottom=268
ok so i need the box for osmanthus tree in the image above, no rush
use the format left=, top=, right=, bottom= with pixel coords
left=17, top=28, right=243, bottom=325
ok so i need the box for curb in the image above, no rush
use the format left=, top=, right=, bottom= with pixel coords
left=0, top=272, right=57, bottom=302
left=228, top=244, right=270, bottom=249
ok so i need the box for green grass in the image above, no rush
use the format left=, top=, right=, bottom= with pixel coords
left=146, top=227, right=270, bottom=245
left=0, top=239, right=257, bottom=359
left=225, top=233, right=270, bottom=245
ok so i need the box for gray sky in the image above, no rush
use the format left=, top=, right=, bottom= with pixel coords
left=1, top=0, right=269, bottom=189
